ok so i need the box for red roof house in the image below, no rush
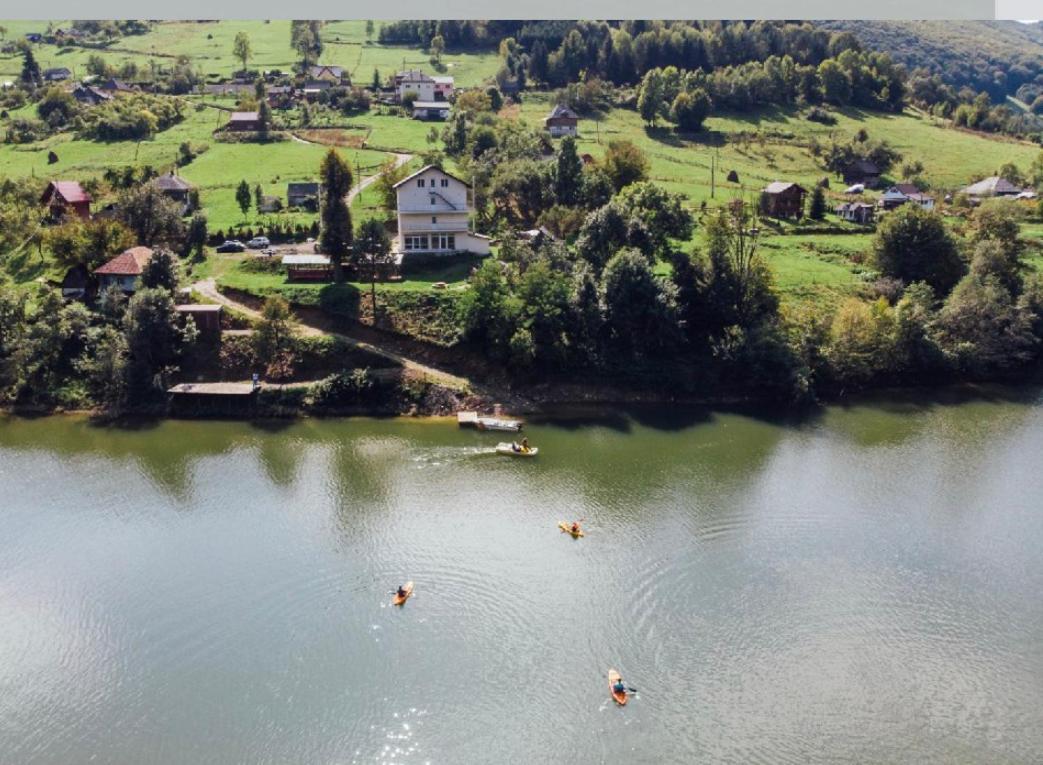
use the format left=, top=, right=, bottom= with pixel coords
left=94, top=246, right=153, bottom=293
left=41, top=181, right=92, bottom=220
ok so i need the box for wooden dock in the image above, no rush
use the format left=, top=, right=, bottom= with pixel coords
left=168, top=382, right=258, bottom=396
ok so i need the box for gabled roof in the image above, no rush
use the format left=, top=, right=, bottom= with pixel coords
left=155, top=172, right=192, bottom=192
left=98, top=77, right=132, bottom=91
left=309, top=65, right=344, bottom=78
left=763, top=181, right=806, bottom=194
left=287, top=181, right=320, bottom=193
left=392, top=164, right=470, bottom=189
left=546, top=104, right=578, bottom=120
left=962, top=176, right=1022, bottom=197
left=229, top=111, right=259, bottom=121
left=432, top=76, right=454, bottom=85
left=303, top=80, right=331, bottom=90
left=95, top=246, right=153, bottom=276
left=43, top=180, right=91, bottom=204
left=43, top=67, right=71, bottom=79
left=892, top=183, right=920, bottom=196
left=412, top=100, right=451, bottom=109
left=397, top=69, right=434, bottom=83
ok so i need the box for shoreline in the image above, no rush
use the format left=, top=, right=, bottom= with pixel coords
left=4, top=379, right=1040, bottom=425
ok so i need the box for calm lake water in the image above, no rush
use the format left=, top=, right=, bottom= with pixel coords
left=1, top=391, right=1042, bottom=764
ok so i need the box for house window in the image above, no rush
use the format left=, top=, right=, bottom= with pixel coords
left=432, top=216, right=437, bottom=224
left=405, top=235, right=429, bottom=251
left=440, top=178, right=449, bottom=188
left=417, top=179, right=425, bottom=188
left=430, top=195, right=436, bottom=204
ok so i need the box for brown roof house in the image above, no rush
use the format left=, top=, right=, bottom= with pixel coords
left=94, top=246, right=153, bottom=293
left=226, top=111, right=261, bottom=131
left=544, top=104, right=579, bottom=138
left=41, top=180, right=92, bottom=220
left=841, top=160, right=881, bottom=189
left=760, top=181, right=807, bottom=219
left=71, top=84, right=112, bottom=106
left=154, top=172, right=193, bottom=214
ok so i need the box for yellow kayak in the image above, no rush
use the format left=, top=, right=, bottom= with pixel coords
left=495, top=442, right=538, bottom=457
left=559, top=521, right=584, bottom=538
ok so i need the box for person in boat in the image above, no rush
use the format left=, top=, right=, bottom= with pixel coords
left=613, top=677, right=627, bottom=696
left=571, top=521, right=581, bottom=534
left=396, top=585, right=408, bottom=599
left=520, top=437, right=530, bottom=452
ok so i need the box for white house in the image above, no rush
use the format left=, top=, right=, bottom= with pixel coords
left=94, top=246, right=153, bottom=293
left=395, top=70, right=454, bottom=103
left=544, top=104, right=579, bottom=137
left=879, top=184, right=935, bottom=211
left=393, top=165, right=490, bottom=257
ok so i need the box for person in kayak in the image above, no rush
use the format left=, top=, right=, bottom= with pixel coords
left=613, top=676, right=627, bottom=696
left=571, top=521, right=581, bottom=535
left=396, top=585, right=408, bottom=599
left=520, top=437, right=530, bottom=452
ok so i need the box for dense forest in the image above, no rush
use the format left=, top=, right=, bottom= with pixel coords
left=822, top=21, right=1043, bottom=103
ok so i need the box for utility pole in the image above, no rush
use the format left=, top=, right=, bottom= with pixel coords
left=356, top=156, right=362, bottom=205
left=710, top=153, right=715, bottom=199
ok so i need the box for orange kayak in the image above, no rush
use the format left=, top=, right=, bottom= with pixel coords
left=392, top=581, right=414, bottom=606
left=608, top=669, right=627, bottom=706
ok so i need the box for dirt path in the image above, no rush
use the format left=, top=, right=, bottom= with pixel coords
left=191, top=277, right=471, bottom=391
left=346, top=152, right=411, bottom=205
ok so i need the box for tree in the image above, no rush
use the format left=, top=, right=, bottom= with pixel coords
left=602, top=140, right=649, bottom=192
left=372, top=68, right=381, bottom=90
left=670, top=89, right=711, bottom=132
left=20, top=46, right=41, bottom=87
left=997, top=161, right=1024, bottom=186
left=254, top=183, right=264, bottom=211
left=318, top=148, right=353, bottom=282
left=36, top=87, right=78, bottom=127
left=258, top=99, right=272, bottom=137
left=185, top=213, right=208, bottom=259
left=429, top=34, right=445, bottom=65
left=637, top=69, right=664, bottom=126
left=232, top=31, right=252, bottom=72
left=460, top=258, right=517, bottom=356
left=818, top=59, right=852, bottom=105
left=45, top=218, right=135, bottom=270
left=703, top=203, right=779, bottom=330
left=76, top=325, right=128, bottom=407
left=616, top=182, right=693, bottom=255
left=575, top=201, right=654, bottom=272
left=365, top=20, right=375, bottom=40
left=825, top=297, right=896, bottom=387
left=290, top=20, right=323, bottom=68
left=373, top=157, right=408, bottom=215
left=934, top=273, right=1037, bottom=376
left=808, top=184, right=827, bottom=220
left=514, top=259, right=572, bottom=368
left=236, top=180, right=252, bottom=219
left=872, top=206, right=964, bottom=295
left=355, top=218, right=391, bottom=314
left=253, top=296, right=297, bottom=379
left=554, top=136, right=583, bottom=206
left=601, top=248, right=681, bottom=358
left=117, top=184, right=186, bottom=247
left=122, top=288, right=195, bottom=397
left=140, top=248, right=179, bottom=292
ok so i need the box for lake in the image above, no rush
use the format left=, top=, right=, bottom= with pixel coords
left=1, top=390, right=1042, bottom=764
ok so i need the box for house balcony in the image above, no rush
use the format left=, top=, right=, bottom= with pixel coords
left=399, top=221, right=470, bottom=233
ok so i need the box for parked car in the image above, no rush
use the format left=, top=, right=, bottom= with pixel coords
left=215, top=240, right=246, bottom=253
left=247, top=236, right=270, bottom=249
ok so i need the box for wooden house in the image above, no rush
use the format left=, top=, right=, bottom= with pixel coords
left=760, top=181, right=807, bottom=219
left=841, top=160, right=881, bottom=189
left=41, top=181, right=92, bottom=220
left=226, top=111, right=261, bottom=131
left=544, top=104, right=579, bottom=137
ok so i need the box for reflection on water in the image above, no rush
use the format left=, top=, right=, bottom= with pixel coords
left=1, top=387, right=1042, bottom=764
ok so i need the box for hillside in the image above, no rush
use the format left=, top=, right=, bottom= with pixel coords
left=821, top=21, right=1043, bottom=102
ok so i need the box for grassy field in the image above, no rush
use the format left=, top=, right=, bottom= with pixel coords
left=0, top=21, right=500, bottom=87
left=514, top=93, right=1042, bottom=205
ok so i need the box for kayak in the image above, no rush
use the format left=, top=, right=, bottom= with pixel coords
left=608, top=669, right=627, bottom=706
left=495, top=442, right=538, bottom=457
left=392, top=581, right=414, bottom=606
left=559, top=521, right=584, bottom=538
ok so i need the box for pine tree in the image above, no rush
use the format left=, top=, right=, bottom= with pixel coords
left=808, top=185, right=827, bottom=220
left=319, top=149, right=353, bottom=283
left=236, top=180, right=252, bottom=219
left=554, top=136, right=583, bottom=206
left=20, top=47, right=41, bottom=87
